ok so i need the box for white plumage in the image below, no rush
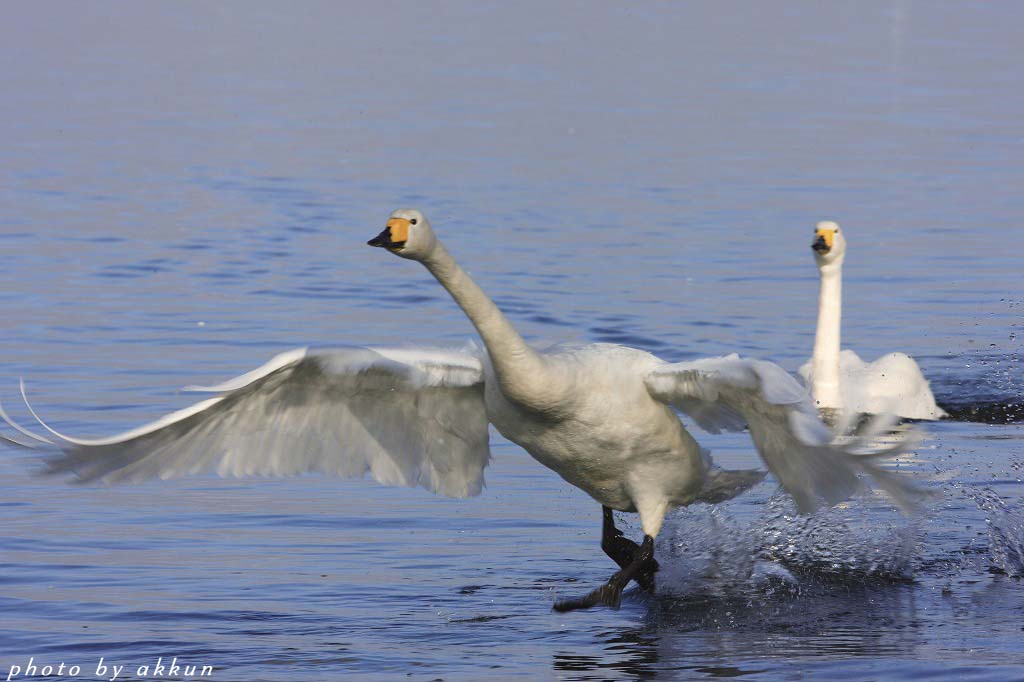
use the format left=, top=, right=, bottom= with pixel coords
left=5, top=347, right=490, bottom=498
left=800, top=221, right=946, bottom=421
left=2, top=209, right=922, bottom=611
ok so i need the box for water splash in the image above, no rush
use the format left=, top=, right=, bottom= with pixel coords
left=658, top=506, right=758, bottom=595
left=657, top=491, right=918, bottom=599
left=754, top=491, right=918, bottom=582
left=963, top=486, right=1024, bottom=577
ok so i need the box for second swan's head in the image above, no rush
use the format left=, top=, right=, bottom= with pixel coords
left=367, top=208, right=437, bottom=260
left=811, top=220, right=847, bottom=266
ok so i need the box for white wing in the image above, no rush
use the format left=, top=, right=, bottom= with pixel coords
left=2, top=347, right=491, bottom=498
left=645, top=354, right=922, bottom=514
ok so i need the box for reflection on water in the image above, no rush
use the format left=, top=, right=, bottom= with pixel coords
left=553, top=627, right=663, bottom=679
left=1, top=1, right=1023, bottom=680
left=549, top=582, right=925, bottom=678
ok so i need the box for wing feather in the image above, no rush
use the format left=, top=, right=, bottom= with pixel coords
left=646, top=354, right=923, bottom=514
left=3, top=347, right=491, bottom=498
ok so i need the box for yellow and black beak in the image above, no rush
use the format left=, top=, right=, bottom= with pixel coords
left=368, top=217, right=410, bottom=250
left=812, top=228, right=834, bottom=254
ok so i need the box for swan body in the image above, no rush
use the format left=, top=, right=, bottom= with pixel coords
left=482, top=342, right=707, bottom=520
left=799, top=348, right=945, bottom=421
left=2, top=209, right=922, bottom=611
left=800, top=221, right=945, bottom=421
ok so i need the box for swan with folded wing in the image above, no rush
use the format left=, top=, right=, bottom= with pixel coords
left=2, top=209, right=922, bottom=611
left=799, top=221, right=945, bottom=421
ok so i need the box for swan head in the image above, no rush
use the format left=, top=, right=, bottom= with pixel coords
left=811, top=220, right=846, bottom=266
left=367, top=208, right=438, bottom=260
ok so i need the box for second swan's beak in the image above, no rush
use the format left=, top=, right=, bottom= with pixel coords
left=812, top=227, right=834, bottom=255
left=811, top=233, right=830, bottom=254
left=368, top=218, right=410, bottom=250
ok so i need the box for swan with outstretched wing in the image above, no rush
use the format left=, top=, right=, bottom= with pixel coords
left=3, top=209, right=924, bottom=612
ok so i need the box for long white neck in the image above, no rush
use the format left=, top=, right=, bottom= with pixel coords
left=811, top=260, right=843, bottom=409
left=421, top=242, right=561, bottom=409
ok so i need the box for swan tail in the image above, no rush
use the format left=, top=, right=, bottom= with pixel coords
left=697, top=466, right=768, bottom=504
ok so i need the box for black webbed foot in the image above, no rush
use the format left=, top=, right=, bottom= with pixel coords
left=553, top=583, right=623, bottom=612
left=554, top=533, right=657, bottom=613
left=600, top=507, right=659, bottom=592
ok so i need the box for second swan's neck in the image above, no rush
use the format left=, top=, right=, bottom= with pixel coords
left=811, top=261, right=843, bottom=409
left=421, top=242, right=560, bottom=409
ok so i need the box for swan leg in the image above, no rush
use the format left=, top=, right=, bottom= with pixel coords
left=600, top=506, right=658, bottom=591
left=553, top=534, right=657, bottom=612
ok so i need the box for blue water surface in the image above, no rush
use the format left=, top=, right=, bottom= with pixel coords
left=1, top=3, right=1023, bottom=680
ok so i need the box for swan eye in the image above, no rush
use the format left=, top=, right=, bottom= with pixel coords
left=410, top=218, right=418, bottom=225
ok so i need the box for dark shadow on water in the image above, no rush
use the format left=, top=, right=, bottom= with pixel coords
left=931, top=349, right=1022, bottom=424
left=939, top=399, right=1024, bottom=425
